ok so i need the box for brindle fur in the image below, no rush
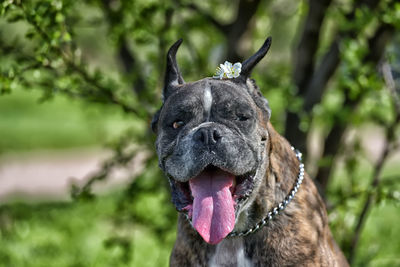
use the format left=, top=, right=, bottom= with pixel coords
left=170, top=122, right=348, bottom=266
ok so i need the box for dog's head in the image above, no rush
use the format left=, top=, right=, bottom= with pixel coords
left=152, top=37, right=272, bottom=244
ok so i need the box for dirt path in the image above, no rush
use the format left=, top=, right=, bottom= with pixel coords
left=0, top=126, right=398, bottom=204
left=0, top=148, right=144, bottom=203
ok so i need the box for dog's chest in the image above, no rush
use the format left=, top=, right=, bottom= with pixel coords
left=209, top=238, right=252, bottom=267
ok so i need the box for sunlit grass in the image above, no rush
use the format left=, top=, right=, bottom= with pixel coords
left=328, top=158, right=400, bottom=267
left=0, top=89, right=144, bottom=153
left=0, top=193, right=176, bottom=267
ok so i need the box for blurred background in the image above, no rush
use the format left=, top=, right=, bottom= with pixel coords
left=0, top=0, right=399, bottom=266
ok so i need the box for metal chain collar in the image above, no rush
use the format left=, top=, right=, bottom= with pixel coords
left=227, top=146, right=304, bottom=238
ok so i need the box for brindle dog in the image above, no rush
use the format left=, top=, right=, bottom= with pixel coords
left=152, top=37, right=349, bottom=266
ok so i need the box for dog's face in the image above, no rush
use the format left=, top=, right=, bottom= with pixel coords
left=152, top=37, right=272, bottom=244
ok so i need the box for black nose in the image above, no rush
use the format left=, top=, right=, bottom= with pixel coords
left=193, top=127, right=222, bottom=146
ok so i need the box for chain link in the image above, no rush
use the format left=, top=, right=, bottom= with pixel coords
left=227, top=146, right=304, bottom=238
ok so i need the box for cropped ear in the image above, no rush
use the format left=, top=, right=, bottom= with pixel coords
left=246, top=79, right=271, bottom=121
left=151, top=109, right=161, bottom=133
left=240, top=37, right=272, bottom=79
left=238, top=37, right=272, bottom=120
left=163, top=39, right=185, bottom=101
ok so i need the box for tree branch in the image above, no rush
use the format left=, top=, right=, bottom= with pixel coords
left=176, top=0, right=262, bottom=61
left=19, top=3, right=140, bottom=114
left=328, top=174, right=400, bottom=213
left=293, top=0, right=333, bottom=94
left=71, top=145, right=146, bottom=199
left=284, top=0, right=333, bottom=153
left=101, top=0, right=147, bottom=95
left=157, top=8, right=174, bottom=86
left=348, top=61, right=400, bottom=264
left=224, top=0, right=262, bottom=61
left=285, top=0, right=381, bottom=154
left=303, top=0, right=385, bottom=112
left=182, top=2, right=227, bottom=33
left=314, top=23, right=395, bottom=194
left=303, top=39, right=340, bottom=112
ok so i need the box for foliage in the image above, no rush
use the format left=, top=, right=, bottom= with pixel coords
left=0, top=193, right=175, bottom=267
left=0, top=89, right=141, bottom=152
left=0, top=0, right=400, bottom=266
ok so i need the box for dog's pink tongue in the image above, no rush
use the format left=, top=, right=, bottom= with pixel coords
left=189, top=170, right=235, bottom=245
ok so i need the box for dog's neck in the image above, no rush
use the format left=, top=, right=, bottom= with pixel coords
left=232, top=122, right=302, bottom=234
left=266, top=122, right=301, bottom=199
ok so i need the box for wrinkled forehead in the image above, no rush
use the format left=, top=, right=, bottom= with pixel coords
left=164, top=78, right=253, bottom=105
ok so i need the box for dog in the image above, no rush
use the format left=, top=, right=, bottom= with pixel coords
left=151, top=37, right=348, bottom=266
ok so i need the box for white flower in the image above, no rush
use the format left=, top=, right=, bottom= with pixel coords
left=213, top=61, right=242, bottom=79
left=213, top=66, right=225, bottom=79
left=232, top=62, right=242, bottom=78
left=222, top=61, right=233, bottom=78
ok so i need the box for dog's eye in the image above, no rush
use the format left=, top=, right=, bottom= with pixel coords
left=172, top=120, right=185, bottom=129
left=237, top=114, right=250, bottom=121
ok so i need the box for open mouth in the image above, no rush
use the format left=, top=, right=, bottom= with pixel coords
left=168, top=165, right=256, bottom=244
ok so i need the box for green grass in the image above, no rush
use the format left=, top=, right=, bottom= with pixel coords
left=0, top=193, right=176, bottom=267
left=327, top=160, right=400, bottom=267
left=0, top=89, right=144, bottom=153
left=358, top=205, right=400, bottom=266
